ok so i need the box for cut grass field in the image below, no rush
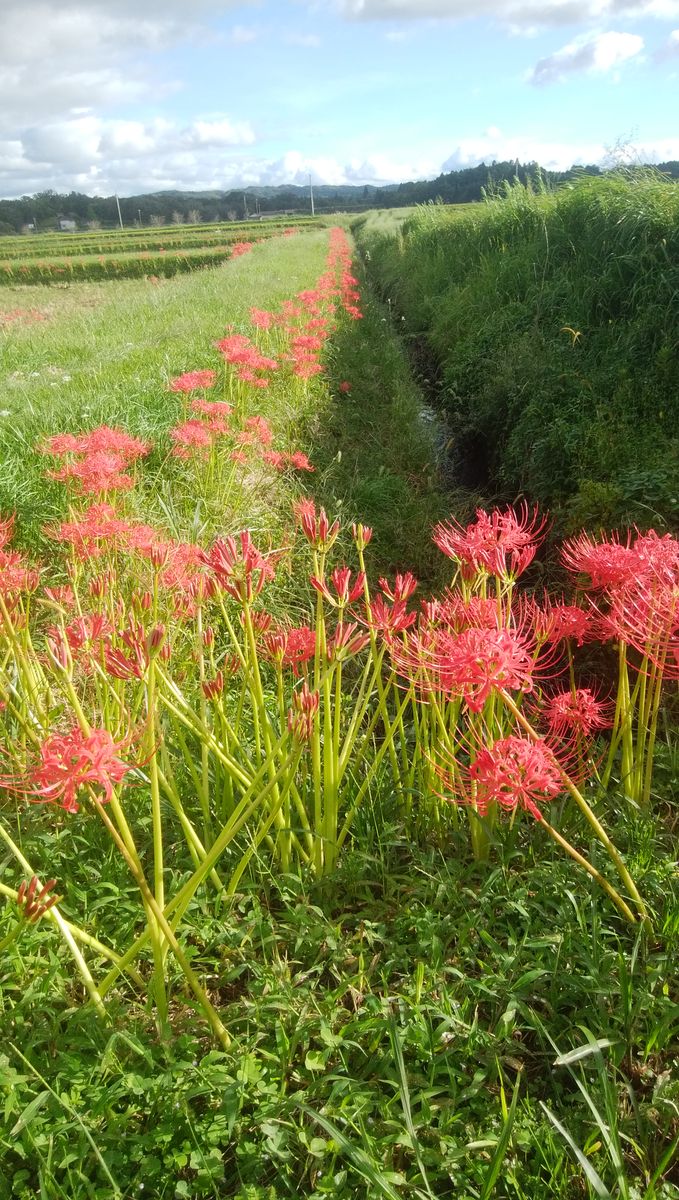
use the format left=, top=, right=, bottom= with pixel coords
left=0, top=221, right=677, bottom=1200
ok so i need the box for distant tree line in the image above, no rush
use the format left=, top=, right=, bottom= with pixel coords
left=1, top=160, right=678, bottom=234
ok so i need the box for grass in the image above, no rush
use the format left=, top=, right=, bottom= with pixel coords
left=353, top=173, right=679, bottom=534
left=0, top=231, right=330, bottom=548
left=0, top=218, right=677, bottom=1200
left=1, top=810, right=676, bottom=1198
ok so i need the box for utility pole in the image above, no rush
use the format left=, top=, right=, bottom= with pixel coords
left=115, top=193, right=124, bottom=229
left=138, top=208, right=142, bottom=227
left=243, top=194, right=248, bottom=219
left=309, top=174, right=315, bottom=217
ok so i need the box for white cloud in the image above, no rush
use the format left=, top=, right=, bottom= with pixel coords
left=442, top=133, right=607, bottom=170
left=0, top=115, right=258, bottom=198
left=284, top=32, right=323, bottom=45
left=0, top=1, right=245, bottom=133
left=335, top=0, right=679, bottom=27
left=189, top=119, right=256, bottom=146
left=5, top=130, right=679, bottom=200
left=528, top=30, right=644, bottom=83
left=227, top=24, right=260, bottom=44
left=655, top=26, right=679, bottom=53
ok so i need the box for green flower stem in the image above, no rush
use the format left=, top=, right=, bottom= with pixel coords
left=93, top=796, right=231, bottom=1050
left=0, top=880, right=144, bottom=986
left=501, top=691, right=650, bottom=930
left=642, top=655, right=666, bottom=810
left=0, top=824, right=106, bottom=1016
left=536, top=813, right=637, bottom=925
left=337, top=688, right=413, bottom=850
left=146, top=656, right=166, bottom=961
left=0, top=592, right=49, bottom=728
left=99, top=742, right=294, bottom=998
left=194, top=606, right=214, bottom=844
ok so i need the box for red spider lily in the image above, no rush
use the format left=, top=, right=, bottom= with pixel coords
left=45, top=503, right=131, bottom=559
left=230, top=241, right=253, bottom=258
left=169, top=369, right=217, bottom=393
left=338, top=381, right=352, bottom=394
left=42, top=585, right=75, bottom=609
left=434, top=594, right=501, bottom=632
left=433, top=503, right=547, bottom=581
left=89, top=571, right=117, bottom=600
left=16, top=726, right=134, bottom=813
left=603, top=577, right=679, bottom=677
left=469, top=734, right=563, bottom=818
left=214, top=333, right=253, bottom=362
left=392, top=624, right=535, bottom=711
left=216, top=335, right=278, bottom=375
left=248, top=609, right=273, bottom=634
left=237, top=369, right=270, bottom=388
left=42, top=426, right=151, bottom=462
left=327, top=621, right=370, bottom=662
left=351, top=523, right=373, bottom=552
left=188, top=403, right=231, bottom=436
left=46, top=627, right=72, bottom=671
left=361, top=594, right=417, bottom=636
left=61, top=613, right=112, bottom=658
left=634, top=530, right=679, bottom=585
left=542, top=687, right=612, bottom=740
left=104, top=623, right=150, bottom=680
left=292, top=360, right=324, bottom=379
left=534, top=596, right=594, bottom=646
left=250, top=307, right=277, bottom=329
left=49, top=451, right=135, bottom=494
left=201, top=532, right=276, bottom=602
left=120, top=523, right=172, bottom=559
left=263, top=451, right=316, bottom=472
left=16, top=876, right=60, bottom=922
left=0, top=549, right=40, bottom=596
left=287, top=682, right=319, bottom=743
left=311, top=567, right=365, bottom=607
left=169, top=420, right=215, bottom=459
left=292, top=334, right=325, bottom=353
left=379, top=572, right=418, bottom=603
left=286, top=451, right=315, bottom=472
left=159, top=543, right=212, bottom=600
left=561, top=530, right=638, bottom=589
left=243, top=415, right=273, bottom=446
left=202, top=672, right=224, bottom=700
left=294, top=499, right=340, bottom=552
left=261, top=624, right=316, bottom=674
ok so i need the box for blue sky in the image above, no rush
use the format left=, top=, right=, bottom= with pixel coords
left=1, top=0, right=678, bottom=198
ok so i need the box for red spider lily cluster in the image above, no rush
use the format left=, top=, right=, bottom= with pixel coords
left=41, top=426, right=152, bottom=495
left=164, top=227, right=359, bottom=466
left=0, top=221, right=659, bottom=1051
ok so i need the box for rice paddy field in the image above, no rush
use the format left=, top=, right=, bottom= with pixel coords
left=0, top=191, right=677, bottom=1200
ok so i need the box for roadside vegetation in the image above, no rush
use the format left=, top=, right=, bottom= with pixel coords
left=354, top=172, right=679, bottom=534
left=0, top=215, right=677, bottom=1199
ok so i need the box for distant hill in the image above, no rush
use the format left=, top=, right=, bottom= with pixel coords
left=1, top=161, right=678, bottom=234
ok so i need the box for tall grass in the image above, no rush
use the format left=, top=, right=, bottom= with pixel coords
left=355, top=172, right=679, bottom=532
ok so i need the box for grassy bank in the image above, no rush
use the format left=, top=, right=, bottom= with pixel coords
left=354, top=174, right=679, bottom=533
left=0, top=221, right=677, bottom=1200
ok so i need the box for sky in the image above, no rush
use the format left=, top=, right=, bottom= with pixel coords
left=1, top=0, right=679, bottom=199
